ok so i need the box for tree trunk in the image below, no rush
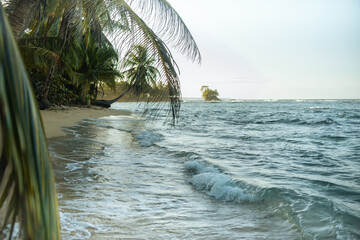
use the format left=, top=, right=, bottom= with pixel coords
left=93, top=88, right=131, bottom=108
left=92, top=18, right=103, bottom=44
left=59, top=7, right=73, bottom=49
left=43, top=16, right=54, bottom=45
left=7, top=0, right=38, bottom=39
left=37, top=66, right=54, bottom=110
left=42, top=66, right=54, bottom=101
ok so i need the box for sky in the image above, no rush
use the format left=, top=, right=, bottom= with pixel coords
left=169, top=0, right=360, bottom=99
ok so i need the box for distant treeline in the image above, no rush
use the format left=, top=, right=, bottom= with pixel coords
left=97, top=81, right=170, bottom=102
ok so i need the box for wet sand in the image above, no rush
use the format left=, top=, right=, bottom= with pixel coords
left=40, top=105, right=131, bottom=138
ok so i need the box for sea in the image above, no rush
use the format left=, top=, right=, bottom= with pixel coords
left=49, top=99, right=360, bottom=240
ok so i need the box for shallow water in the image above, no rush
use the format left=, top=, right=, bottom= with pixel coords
left=50, top=100, right=360, bottom=239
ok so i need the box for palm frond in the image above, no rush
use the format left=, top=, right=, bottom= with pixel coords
left=2, top=0, right=18, bottom=15
left=20, top=45, right=62, bottom=70
left=126, top=0, right=201, bottom=64
left=108, top=0, right=182, bottom=122
left=19, top=44, right=78, bottom=82
left=44, top=0, right=59, bottom=16
left=82, top=0, right=107, bottom=43
left=54, top=0, right=83, bottom=47
left=0, top=5, right=61, bottom=239
left=67, top=0, right=83, bottom=43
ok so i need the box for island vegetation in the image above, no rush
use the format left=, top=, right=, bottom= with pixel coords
left=0, top=1, right=200, bottom=239
left=201, top=85, right=220, bottom=101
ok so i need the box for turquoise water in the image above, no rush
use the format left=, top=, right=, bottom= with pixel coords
left=50, top=100, right=360, bottom=239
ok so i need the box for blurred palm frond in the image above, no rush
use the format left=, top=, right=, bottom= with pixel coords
left=0, top=5, right=61, bottom=239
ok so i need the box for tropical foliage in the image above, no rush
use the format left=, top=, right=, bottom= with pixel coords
left=2, top=0, right=201, bottom=117
left=66, top=33, right=120, bottom=105
left=201, top=86, right=220, bottom=101
left=0, top=0, right=200, bottom=238
left=98, top=81, right=170, bottom=102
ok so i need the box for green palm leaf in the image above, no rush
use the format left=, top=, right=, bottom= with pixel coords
left=126, top=0, right=201, bottom=63
left=121, top=45, right=160, bottom=95
left=58, top=0, right=201, bottom=122
left=9, top=0, right=201, bottom=122
left=106, top=0, right=184, bottom=122
left=19, top=44, right=78, bottom=83
left=0, top=5, right=61, bottom=239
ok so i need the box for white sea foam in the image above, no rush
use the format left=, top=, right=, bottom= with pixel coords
left=59, top=212, right=92, bottom=239
left=184, top=160, right=220, bottom=174
left=136, top=131, right=163, bottom=147
left=263, top=99, right=279, bottom=102
left=309, top=106, right=331, bottom=109
left=2, top=223, right=20, bottom=239
left=185, top=161, right=257, bottom=203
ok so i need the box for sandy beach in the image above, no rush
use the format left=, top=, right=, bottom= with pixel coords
left=2, top=106, right=129, bottom=156
left=40, top=105, right=131, bottom=138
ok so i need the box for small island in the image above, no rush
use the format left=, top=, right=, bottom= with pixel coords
left=201, top=85, right=221, bottom=101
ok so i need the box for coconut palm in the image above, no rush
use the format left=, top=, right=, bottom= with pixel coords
left=122, top=45, right=160, bottom=96
left=4, top=0, right=201, bottom=120
left=94, top=44, right=161, bottom=107
left=67, top=31, right=120, bottom=104
left=0, top=4, right=60, bottom=239
left=19, top=36, right=78, bottom=107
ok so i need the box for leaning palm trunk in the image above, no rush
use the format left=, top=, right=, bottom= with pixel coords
left=0, top=5, right=61, bottom=239
left=93, top=88, right=132, bottom=108
left=41, top=65, right=55, bottom=102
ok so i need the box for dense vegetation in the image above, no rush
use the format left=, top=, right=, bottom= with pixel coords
left=0, top=1, right=200, bottom=239
left=3, top=0, right=201, bottom=113
left=98, top=81, right=170, bottom=102
left=201, top=85, right=220, bottom=101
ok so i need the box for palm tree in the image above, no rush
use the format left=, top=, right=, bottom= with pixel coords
left=94, top=44, right=160, bottom=107
left=0, top=4, right=60, bottom=239
left=18, top=36, right=77, bottom=107
left=4, top=0, right=201, bottom=120
left=67, top=31, right=120, bottom=104
left=122, top=45, right=160, bottom=95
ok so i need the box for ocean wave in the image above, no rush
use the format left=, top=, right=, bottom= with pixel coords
left=259, top=186, right=360, bottom=239
left=183, top=159, right=360, bottom=239
left=303, top=118, right=339, bottom=125
left=184, top=160, right=258, bottom=203
left=321, top=134, right=348, bottom=141
left=223, top=117, right=339, bottom=126
left=136, top=131, right=163, bottom=147
left=253, top=118, right=303, bottom=125
left=263, top=99, right=279, bottom=102
left=183, top=160, right=310, bottom=237
left=309, top=106, right=332, bottom=110
left=252, top=118, right=339, bottom=125
left=59, top=211, right=93, bottom=239
left=349, top=114, right=360, bottom=120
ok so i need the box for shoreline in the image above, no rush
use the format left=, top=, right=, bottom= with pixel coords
left=40, top=105, right=131, bottom=138
left=0, top=105, right=131, bottom=226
